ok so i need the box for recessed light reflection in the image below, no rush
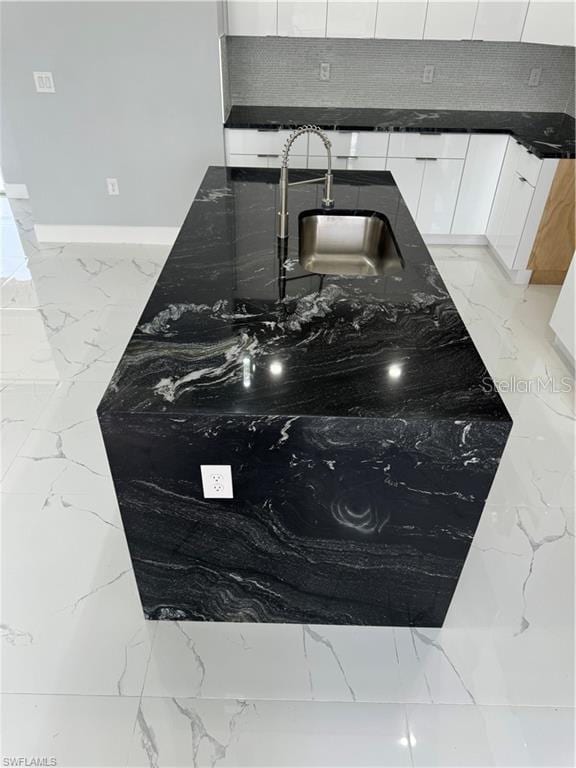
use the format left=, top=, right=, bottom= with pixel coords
left=242, top=355, right=252, bottom=388
left=388, top=363, right=403, bottom=379
left=399, top=733, right=417, bottom=748
left=269, top=360, right=283, bottom=377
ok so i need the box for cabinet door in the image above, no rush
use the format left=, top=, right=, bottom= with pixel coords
left=417, top=159, right=465, bottom=234
left=277, top=0, right=327, bottom=37
left=309, top=130, right=352, bottom=157
left=497, top=173, right=535, bottom=269
left=385, top=158, right=425, bottom=218
left=375, top=0, right=427, bottom=39
left=227, top=0, right=277, bottom=35
left=326, top=0, right=377, bottom=37
left=452, top=134, right=508, bottom=235
left=486, top=138, right=518, bottom=247
left=424, top=0, right=478, bottom=40
left=472, top=1, right=528, bottom=41
left=521, top=0, right=575, bottom=46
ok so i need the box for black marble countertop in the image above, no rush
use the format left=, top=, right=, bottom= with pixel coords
left=100, top=166, right=511, bottom=422
left=225, top=106, right=575, bottom=159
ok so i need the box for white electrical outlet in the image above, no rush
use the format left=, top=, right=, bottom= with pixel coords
left=106, top=178, right=120, bottom=196
left=201, top=465, right=234, bottom=499
left=33, top=71, right=55, bottom=93
left=422, top=65, right=435, bottom=84
left=320, top=63, right=331, bottom=81
left=528, top=66, right=542, bottom=87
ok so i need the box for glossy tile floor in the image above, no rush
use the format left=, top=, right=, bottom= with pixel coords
left=1, top=196, right=574, bottom=767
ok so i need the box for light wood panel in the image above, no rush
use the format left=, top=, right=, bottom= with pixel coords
left=529, top=160, right=575, bottom=285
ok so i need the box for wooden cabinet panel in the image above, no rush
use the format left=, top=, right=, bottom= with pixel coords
left=529, top=160, right=576, bottom=284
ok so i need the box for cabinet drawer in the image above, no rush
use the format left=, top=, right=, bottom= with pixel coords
left=516, top=145, right=542, bottom=187
left=309, top=155, right=348, bottom=170
left=226, top=153, right=269, bottom=168
left=347, top=157, right=387, bottom=171
left=388, top=132, right=470, bottom=159
left=226, top=129, right=298, bottom=157
left=309, top=130, right=352, bottom=157
left=226, top=153, right=306, bottom=169
left=349, top=132, right=390, bottom=157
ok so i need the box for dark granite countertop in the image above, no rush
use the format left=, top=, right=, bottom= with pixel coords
left=225, top=106, right=575, bottom=159
left=99, top=166, right=510, bottom=422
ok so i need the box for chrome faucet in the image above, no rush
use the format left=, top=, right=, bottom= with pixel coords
left=277, top=125, right=334, bottom=239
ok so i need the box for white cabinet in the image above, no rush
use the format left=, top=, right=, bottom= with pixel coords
left=521, top=0, right=575, bottom=47
left=375, top=0, right=427, bottom=39
left=326, top=0, right=377, bottom=37
left=472, top=1, right=528, bottom=41
left=423, top=0, right=478, bottom=40
left=495, top=171, right=535, bottom=269
left=486, top=138, right=551, bottom=275
left=385, top=158, right=425, bottom=218
left=388, top=132, right=469, bottom=159
left=347, top=156, right=388, bottom=170
left=225, top=129, right=306, bottom=167
left=452, top=134, right=508, bottom=234
left=277, top=0, right=327, bottom=37
left=417, top=159, right=465, bottom=233
left=227, top=0, right=277, bottom=35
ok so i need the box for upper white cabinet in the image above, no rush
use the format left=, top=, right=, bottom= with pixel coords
left=375, top=1, right=427, bottom=39
left=521, top=0, right=575, bottom=47
left=326, top=0, right=377, bottom=37
left=472, top=1, right=528, bottom=42
left=423, top=0, right=478, bottom=40
left=227, top=0, right=277, bottom=35
left=277, top=0, right=327, bottom=37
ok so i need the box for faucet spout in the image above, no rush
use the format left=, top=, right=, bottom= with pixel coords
left=277, top=125, right=334, bottom=240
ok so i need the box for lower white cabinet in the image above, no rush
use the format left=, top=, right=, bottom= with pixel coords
left=486, top=138, right=556, bottom=276
left=385, top=158, right=425, bottom=218
left=452, top=134, right=508, bottom=235
left=386, top=157, right=464, bottom=233
left=495, top=171, right=535, bottom=269
left=417, top=159, right=465, bottom=234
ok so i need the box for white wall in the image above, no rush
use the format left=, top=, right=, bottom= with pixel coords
left=550, top=255, right=575, bottom=364
left=1, top=2, right=224, bottom=228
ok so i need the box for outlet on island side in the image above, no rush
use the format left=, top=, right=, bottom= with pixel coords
left=200, top=465, right=234, bottom=499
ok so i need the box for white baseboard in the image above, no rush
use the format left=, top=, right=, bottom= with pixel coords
left=4, top=183, right=30, bottom=199
left=485, top=242, right=532, bottom=285
left=553, top=335, right=575, bottom=375
left=34, top=224, right=179, bottom=246
left=423, top=234, right=488, bottom=246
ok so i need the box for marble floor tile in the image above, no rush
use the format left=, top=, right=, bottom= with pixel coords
left=1, top=694, right=139, bottom=768
left=407, top=703, right=575, bottom=767
left=0, top=380, right=57, bottom=477
left=1, top=492, right=153, bottom=695
left=127, top=698, right=412, bottom=767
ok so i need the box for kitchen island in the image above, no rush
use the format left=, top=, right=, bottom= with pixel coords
left=98, top=166, right=512, bottom=627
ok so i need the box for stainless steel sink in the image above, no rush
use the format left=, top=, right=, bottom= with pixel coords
left=298, top=209, right=404, bottom=277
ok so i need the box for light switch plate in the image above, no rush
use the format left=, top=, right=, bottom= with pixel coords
left=201, top=465, right=234, bottom=499
left=33, top=71, right=55, bottom=93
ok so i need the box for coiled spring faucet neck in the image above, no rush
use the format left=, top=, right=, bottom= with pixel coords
left=277, top=125, right=334, bottom=240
